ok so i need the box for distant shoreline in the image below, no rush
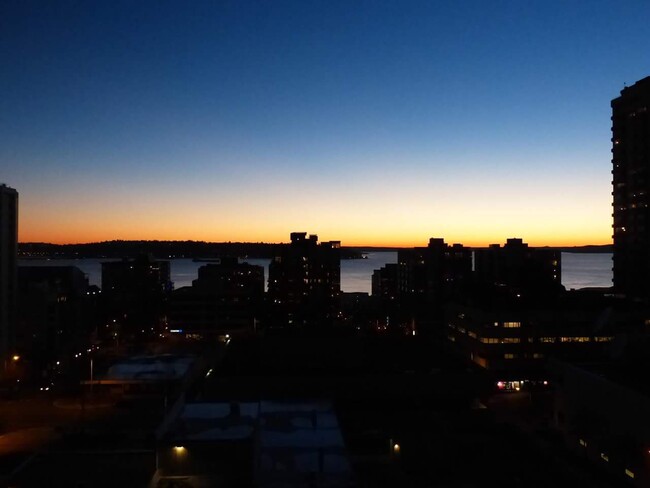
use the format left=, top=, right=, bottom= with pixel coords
left=17, top=240, right=613, bottom=259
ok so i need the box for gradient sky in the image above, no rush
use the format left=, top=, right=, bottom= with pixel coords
left=2, top=1, right=649, bottom=246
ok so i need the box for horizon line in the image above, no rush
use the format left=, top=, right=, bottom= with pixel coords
left=17, top=239, right=614, bottom=249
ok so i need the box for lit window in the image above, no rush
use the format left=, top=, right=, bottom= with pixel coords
left=540, top=337, right=555, bottom=343
left=560, top=337, right=590, bottom=343
left=503, top=322, right=521, bottom=328
left=579, top=439, right=587, bottom=447
left=504, top=353, right=515, bottom=359
left=594, top=336, right=613, bottom=342
left=625, top=469, right=634, bottom=479
left=480, top=337, right=499, bottom=344
left=600, top=453, right=609, bottom=462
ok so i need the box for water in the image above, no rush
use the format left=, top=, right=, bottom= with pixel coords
left=17, top=251, right=612, bottom=294
left=561, top=252, right=612, bottom=290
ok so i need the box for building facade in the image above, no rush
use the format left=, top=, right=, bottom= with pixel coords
left=474, top=238, right=561, bottom=295
left=267, top=232, right=341, bottom=328
left=612, top=76, right=650, bottom=300
left=169, top=257, right=264, bottom=336
left=17, top=266, right=93, bottom=372
left=0, top=184, right=18, bottom=368
left=101, top=254, right=172, bottom=334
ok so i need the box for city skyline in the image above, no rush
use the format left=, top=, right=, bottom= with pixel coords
left=3, top=1, right=650, bottom=246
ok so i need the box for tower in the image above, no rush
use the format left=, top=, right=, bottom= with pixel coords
left=0, top=184, right=18, bottom=366
left=267, top=233, right=341, bottom=327
left=611, top=76, right=650, bottom=299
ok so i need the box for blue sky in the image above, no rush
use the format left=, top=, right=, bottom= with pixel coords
left=2, top=0, right=649, bottom=245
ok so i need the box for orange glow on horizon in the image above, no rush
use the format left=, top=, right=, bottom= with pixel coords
left=17, top=181, right=613, bottom=249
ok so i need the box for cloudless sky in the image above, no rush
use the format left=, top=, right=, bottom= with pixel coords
left=2, top=0, right=649, bottom=246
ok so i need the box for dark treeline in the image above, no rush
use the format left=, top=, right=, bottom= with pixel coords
left=18, top=240, right=369, bottom=259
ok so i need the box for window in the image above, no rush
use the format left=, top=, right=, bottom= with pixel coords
left=504, top=353, right=516, bottom=359
left=594, top=336, right=613, bottom=342
left=539, top=337, right=555, bottom=343
left=480, top=337, right=499, bottom=344
left=503, top=321, right=521, bottom=328
left=560, top=337, right=590, bottom=343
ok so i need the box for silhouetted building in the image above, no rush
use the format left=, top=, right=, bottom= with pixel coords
left=102, top=255, right=172, bottom=334
left=17, top=266, right=93, bottom=372
left=398, top=238, right=472, bottom=303
left=390, top=239, right=472, bottom=332
left=550, top=358, right=650, bottom=487
left=474, top=238, right=561, bottom=295
left=0, top=184, right=18, bottom=368
left=371, top=263, right=400, bottom=302
left=169, top=257, right=264, bottom=336
left=612, top=76, right=650, bottom=300
left=445, top=291, right=647, bottom=379
left=267, top=232, right=340, bottom=328
left=155, top=401, right=352, bottom=487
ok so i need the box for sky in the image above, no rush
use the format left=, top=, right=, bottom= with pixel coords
left=2, top=0, right=649, bottom=247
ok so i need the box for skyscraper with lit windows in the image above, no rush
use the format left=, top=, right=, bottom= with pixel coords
left=267, top=232, right=340, bottom=328
left=611, top=76, right=650, bottom=299
left=0, top=184, right=18, bottom=367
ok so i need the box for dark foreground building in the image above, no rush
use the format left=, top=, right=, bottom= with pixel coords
left=0, top=184, right=18, bottom=371
left=267, top=232, right=341, bottom=328
left=474, top=238, right=562, bottom=295
left=612, top=76, right=650, bottom=300
left=169, top=257, right=264, bottom=336
left=101, top=254, right=172, bottom=333
left=17, top=266, right=95, bottom=373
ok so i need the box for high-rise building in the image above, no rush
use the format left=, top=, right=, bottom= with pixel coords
left=474, top=238, right=561, bottom=295
left=267, top=232, right=340, bottom=327
left=169, top=257, right=264, bottom=335
left=102, top=254, right=172, bottom=332
left=17, top=266, right=92, bottom=367
left=0, top=184, right=18, bottom=367
left=612, top=76, right=650, bottom=299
